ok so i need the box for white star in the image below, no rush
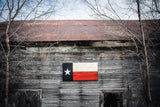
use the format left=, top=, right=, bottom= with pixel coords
left=65, top=69, right=71, bottom=75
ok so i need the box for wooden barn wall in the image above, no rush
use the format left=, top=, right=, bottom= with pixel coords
left=0, top=44, right=159, bottom=107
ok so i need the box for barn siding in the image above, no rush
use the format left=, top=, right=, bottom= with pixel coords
left=0, top=44, right=159, bottom=107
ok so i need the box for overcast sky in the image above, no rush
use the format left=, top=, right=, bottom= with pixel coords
left=47, top=0, right=138, bottom=20
left=1, top=0, right=155, bottom=21
left=51, top=0, right=94, bottom=20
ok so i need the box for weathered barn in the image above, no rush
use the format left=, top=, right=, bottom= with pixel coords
left=0, top=20, right=160, bottom=107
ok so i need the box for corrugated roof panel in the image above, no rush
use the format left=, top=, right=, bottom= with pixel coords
left=0, top=20, right=159, bottom=42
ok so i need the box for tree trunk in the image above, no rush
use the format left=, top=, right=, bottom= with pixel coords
left=5, top=20, right=11, bottom=107
left=5, top=56, right=9, bottom=107
left=136, top=0, right=152, bottom=106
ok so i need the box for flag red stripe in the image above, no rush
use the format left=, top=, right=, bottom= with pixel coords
left=73, top=72, right=98, bottom=81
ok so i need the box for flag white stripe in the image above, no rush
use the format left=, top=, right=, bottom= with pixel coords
left=73, top=63, right=98, bottom=72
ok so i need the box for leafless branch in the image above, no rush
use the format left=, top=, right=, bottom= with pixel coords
left=11, top=0, right=27, bottom=20
left=0, top=41, right=6, bottom=58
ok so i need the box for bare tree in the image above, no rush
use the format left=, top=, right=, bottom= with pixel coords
left=0, top=0, right=57, bottom=107
left=136, top=0, right=152, bottom=106
left=85, top=0, right=159, bottom=106
left=140, top=0, right=160, bottom=19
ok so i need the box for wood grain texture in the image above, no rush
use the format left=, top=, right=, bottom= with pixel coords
left=0, top=43, right=160, bottom=107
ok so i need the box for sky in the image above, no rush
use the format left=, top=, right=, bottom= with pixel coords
left=50, top=0, right=95, bottom=20
left=47, top=0, right=138, bottom=20
left=1, top=0, right=157, bottom=21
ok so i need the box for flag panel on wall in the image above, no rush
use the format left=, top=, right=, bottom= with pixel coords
left=63, top=62, right=98, bottom=81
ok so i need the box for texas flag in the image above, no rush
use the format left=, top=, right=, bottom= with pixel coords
left=63, top=62, right=98, bottom=81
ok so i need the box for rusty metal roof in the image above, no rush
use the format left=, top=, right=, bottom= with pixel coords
left=0, top=20, right=160, bottom=42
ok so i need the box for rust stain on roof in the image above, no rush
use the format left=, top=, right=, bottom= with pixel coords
left=0, top=20, right=160, bottom=42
